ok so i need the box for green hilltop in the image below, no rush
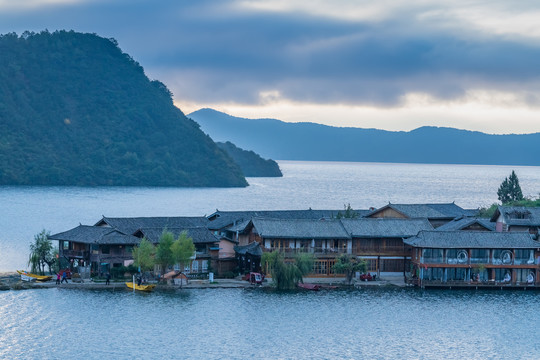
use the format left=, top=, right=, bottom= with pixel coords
left=0, top=30, right=247, bottom=187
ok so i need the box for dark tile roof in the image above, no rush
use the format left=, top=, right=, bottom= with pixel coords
left=367, top=203, right=475, bottom=219
left=49, top=225, right=141, bottom=245
left=95, top=216, right=209, bottom=235
left=491, top=206, right=540, bottom=227
left=234, top=242, right=263, bottom=256
left=340, top=218, right=433, bottom=238
left=251, top=218, right=350, bottom=239
left=134, top=227, right=219, bottom=244
left=206, top=209, right=369, bottom=230
left=404, top=231, right=540, bottom=249
left=436, top=217, right=495, bottom=231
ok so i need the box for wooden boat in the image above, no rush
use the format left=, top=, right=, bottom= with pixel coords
left=125, top=281, right=156, bottom=292
left=297, top=283, right=321, bottom=291
left=17, top=270, right=53, bottom=282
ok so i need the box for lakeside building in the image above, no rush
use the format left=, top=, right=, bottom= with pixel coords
left=405, top=231, right=540, bottom=288
left=491, top=206, right=540, bottom=234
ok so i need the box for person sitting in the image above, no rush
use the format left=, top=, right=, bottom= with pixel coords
left=503, top=272, right=511, bottom=282
left=527, top=272, right=534, bottom=284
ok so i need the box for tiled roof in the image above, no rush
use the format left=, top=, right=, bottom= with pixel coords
left=404, top=231, right=540, bottom=249
left=341, top=218, right=433, bottom=237
left=251, top=218, right=350, bottom=239
left=206, top=209, right=369, bottom=230
left=367, top=203, right=475, bottom=219
left=436, top=217, right=495, bottom=231
left=234, top=242, right=263, bottom=256
left=95, top=216, right=209, bottom=235
left=134, top=227, right=219, bottom=244
left=49, top=225, right=141, bottom=245
left=491, top=206, right=540, bottom=227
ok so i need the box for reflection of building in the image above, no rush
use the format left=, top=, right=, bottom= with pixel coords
left=405, top=231, right=540, bottom=288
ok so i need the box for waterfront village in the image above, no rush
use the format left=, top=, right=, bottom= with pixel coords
left=29, top=202, right=540, bottom=290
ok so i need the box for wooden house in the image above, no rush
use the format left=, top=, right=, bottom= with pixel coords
left=490, top=206, right=540, bottom=235
left=366, top=203, right=477, bottom=228
left=405, top=231, right=540, bottom=288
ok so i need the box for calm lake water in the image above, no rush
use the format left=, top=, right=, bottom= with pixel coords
left=1, top=161, right=540, bottom=359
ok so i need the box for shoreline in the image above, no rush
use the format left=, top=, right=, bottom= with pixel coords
left=0, top=272, right=405, bottom=291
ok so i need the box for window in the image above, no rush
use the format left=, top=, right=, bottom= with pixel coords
left=202, top=260, right=208, bottom=272
left=514, top=250, right=534, bottom=265
left=422, top=248, right=443, bottom=263
left=192, top=260, right=199, bottom=273
left=492, top=250, right=513, bottom=265
left=446, top=268, right=468, bottom=282
left=446, top=249, right=468, bottom=264
left=470, top=249, right=489, bottom=264
left=101, top=246, right=110, bottom=254
left=422, top=268, right=443, bottom=281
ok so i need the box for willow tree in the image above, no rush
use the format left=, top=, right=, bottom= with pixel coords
left=263, top=251, right=314, bottom=290
left=28, top=229, right=55, bottom=275
left=132, top=237, right=155, bottom=273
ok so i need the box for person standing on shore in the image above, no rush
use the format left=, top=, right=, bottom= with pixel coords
left=106, top=272, right=111, bottom=285
left=56, top=272, right=61, bottom=285
left=61, top=271, right=68, bottom=284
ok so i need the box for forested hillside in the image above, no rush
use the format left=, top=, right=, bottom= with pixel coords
left=0, top=31, right=247, bottom=187
left=190, top=108, right=540, bottom=166
left=217, top=141, right=282, bottom=177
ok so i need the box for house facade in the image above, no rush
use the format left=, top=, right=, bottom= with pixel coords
left=405, top=231, right=540, bottom=288
left=491, top=206, right=540, bottom=234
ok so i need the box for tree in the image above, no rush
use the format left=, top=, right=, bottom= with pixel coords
left=155, top=230, right=175, bottom=274
left=336, top=203, right=359, bottom=219
left=132, top=237, right=155, bottom=272
left=497, top=170, right=524, bottom=204
left=333, top=255, right=367, bottom=285
left=28, top=229, right=56, bottom=275
left=171, top=231, right=195, bottom=273
left=262, top=251, right=314, bottom=290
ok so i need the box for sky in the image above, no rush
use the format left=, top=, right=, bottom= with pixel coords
left=2, top=0, right=540, bottom=134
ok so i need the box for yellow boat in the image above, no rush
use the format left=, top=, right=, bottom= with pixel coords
left=17, top=270, right=53, bottom=282
left=125, top=281, right=156, bottom=292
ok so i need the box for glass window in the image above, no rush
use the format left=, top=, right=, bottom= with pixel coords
left=514, top=250, right=534, bottom=265
left=202, top=260, right=208, bottom=272
left=101, top=246, right=110, bottom=254
left=492, top=250, right=513, bottom=265
left=470, top=249, right=489, bottom=264
left=422, top=267, right=443, bottom=281
left=422, top=248, right=444, bottom=263
left=192, top=260, right=198, bottom=272
left=446, top=249, right=468, bottom=264
left=446, top=268, right=468, bottom=282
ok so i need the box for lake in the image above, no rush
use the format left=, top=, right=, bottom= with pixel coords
left=1, top=161, right=540, bottom=359
left=1, top=161, right=540, bottom=272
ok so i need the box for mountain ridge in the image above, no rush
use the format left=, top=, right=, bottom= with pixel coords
left=189, top=108, right=540, bottom=166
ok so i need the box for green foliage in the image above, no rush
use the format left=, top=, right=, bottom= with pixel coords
left=336, top=203, right=360, bottom=219
left=0, top=30, right=247, bottom=187
left=333, top=255, right=367, bottom=285
left=155, top=230, right=175, bottom=274
left=28, top=229, right=55, bottom=275
left=171, top=231, right=195, bottom=271
left=220, top=271, right=236, bottom=279
left=478, top=203, right=498, bottom=218
left=263, top=251, right=312, bottom=290
left=216, top=141, right=282, bottom=177
left=497, top=170, right=524, bottom=204
left=132, top=237, right=155, bottom=272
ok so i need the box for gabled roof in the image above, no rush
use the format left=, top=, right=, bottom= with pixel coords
left=340, top=218, right=433, bottom=238
left=49, top=225, right=141, bottom=245
left=206, top=209, right=369, bottom=230
left=234, top=242, right=263, bottom=256
left=251, top=218, right=350, bottom=239
left=133, top=227, right=219, bottom=244
left=367, top=203, right=476, bottom=219
left=95, top=216, right=208, bottom=235
left=404, top=231, right=540, bottom=249
left=490, top=206, right=540, bottom=227
left=436, top=217, right=495, bottom=231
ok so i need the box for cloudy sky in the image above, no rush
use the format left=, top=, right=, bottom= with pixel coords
left=2, top=0, right=540, bottom=134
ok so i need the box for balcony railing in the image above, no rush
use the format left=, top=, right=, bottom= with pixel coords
left=62, top=250, right=89, bottom=258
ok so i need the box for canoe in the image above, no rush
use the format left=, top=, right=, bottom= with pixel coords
left=125, top=282, right=156, bottom=292
left=297, top=283, right=321, bottom=291
left=17, top=270, right=53, bottom=282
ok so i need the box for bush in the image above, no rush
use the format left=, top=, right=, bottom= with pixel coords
left=220, top=271, right=236, bottom=279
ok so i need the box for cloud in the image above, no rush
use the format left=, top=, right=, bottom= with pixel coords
left=2, top=0, right=540, bottom=108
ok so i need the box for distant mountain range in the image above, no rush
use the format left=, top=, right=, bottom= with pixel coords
left=189, top=108, right=540, bottom=166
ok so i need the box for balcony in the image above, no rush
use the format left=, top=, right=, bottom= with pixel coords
left=62, top=250, right=88, bottom=259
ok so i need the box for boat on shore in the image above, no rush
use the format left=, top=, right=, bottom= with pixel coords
left=125, top=281, right=156, bottom=292
left=297, top=283, right=321, bottom=291
left=17, top=270, right=53, bottom=282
